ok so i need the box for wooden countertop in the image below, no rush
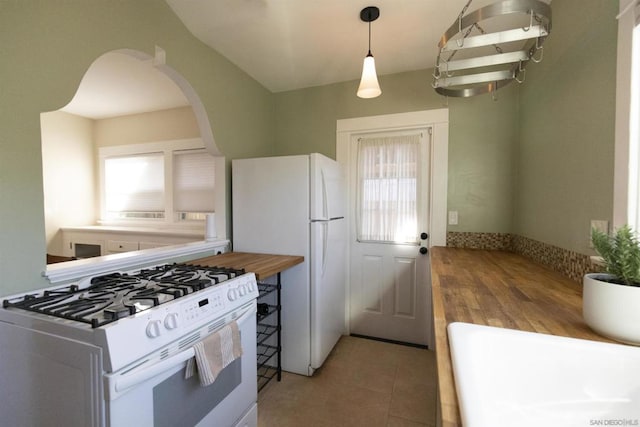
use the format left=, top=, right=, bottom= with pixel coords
left=189, top=251, right=304, bottom=280
left=431, top=247, right=611, bottom=427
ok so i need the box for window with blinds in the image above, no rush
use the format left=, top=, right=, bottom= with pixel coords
left=104, top=154, right=165, bottom=219
left=173, top=149, right=215, bottom=220
left=100, top=140, right=215, bottom=223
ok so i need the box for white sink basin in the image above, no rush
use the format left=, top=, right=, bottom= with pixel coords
left=447, top=322, right=640, bottom=427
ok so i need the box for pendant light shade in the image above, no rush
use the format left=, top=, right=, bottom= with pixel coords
left=357, top=6, right=381, bottom=99
left=357, top=52, right=381, bottom=98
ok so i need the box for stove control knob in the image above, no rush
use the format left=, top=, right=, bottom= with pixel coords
left=164, top=313, right=179, bottom=330
left=247, top=282, right=256, bottom=292
left=227, top=289, right=238, bottom=301
left=238, top=285, right=247, bottom=296
left=146, top=320, right=162, bottom=338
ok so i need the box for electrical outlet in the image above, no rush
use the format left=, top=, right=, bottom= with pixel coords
left=448, top=211, right=459, bottom=225
left=590, top=220, right=609, bottom=247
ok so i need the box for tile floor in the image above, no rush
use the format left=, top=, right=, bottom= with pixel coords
left=257, top=335, right=438, bottom=427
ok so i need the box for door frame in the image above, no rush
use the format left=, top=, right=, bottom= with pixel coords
left=336, top=109, right=449, bottom=342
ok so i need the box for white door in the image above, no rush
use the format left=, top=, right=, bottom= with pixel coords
left=337, top=109, right=449, bottom=350
left=347, top=129, right=432, bottom=346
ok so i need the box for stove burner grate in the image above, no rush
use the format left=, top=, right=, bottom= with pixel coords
left=2, top=263, right=246, bottom=328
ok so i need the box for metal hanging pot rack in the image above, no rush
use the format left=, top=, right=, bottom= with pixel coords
left=432, top=0, right=552, bottom=98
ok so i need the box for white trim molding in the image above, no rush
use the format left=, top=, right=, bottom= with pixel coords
left=613, top=0, right=639, bottom=228
left=336, top=109, right=449, bottom=247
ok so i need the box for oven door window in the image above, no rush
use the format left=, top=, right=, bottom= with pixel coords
left=153, top=358, right=241, bottom=427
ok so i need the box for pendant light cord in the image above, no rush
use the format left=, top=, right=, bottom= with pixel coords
left=368, top=18, right=372, bottom=55
left=367, top=11, right=372, bottom=56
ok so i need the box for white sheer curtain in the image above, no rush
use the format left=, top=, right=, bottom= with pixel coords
left=356, top=133, right=420, bottom=243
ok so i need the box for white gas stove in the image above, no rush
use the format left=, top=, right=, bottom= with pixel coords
left=0, top=263, right=259, bottom=427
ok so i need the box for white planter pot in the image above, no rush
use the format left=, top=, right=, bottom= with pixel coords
left=583, top=273, right=640, bottom=345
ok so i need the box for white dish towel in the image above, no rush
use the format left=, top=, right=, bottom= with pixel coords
left=185, top=320, right=243, bottom=387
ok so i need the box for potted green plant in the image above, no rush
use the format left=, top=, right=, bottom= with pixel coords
left=584, top=224, right=640, bottom=345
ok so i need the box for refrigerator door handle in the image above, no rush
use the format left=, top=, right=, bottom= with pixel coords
left=322, top=222, right=329, bottom=276
left=321, top=170, right=329, bottom=220
left=311, top=219, right=342, bottom=276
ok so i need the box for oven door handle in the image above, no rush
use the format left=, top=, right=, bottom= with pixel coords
left=110, top=304, right=255, bottom=398
left=115, top=347, right=196, bottom=394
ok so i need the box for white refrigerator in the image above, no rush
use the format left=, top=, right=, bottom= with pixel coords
left=232, top=153, right=346, bottom=376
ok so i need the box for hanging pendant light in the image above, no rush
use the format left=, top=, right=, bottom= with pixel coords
left=357, top=6, right=382, bottom=99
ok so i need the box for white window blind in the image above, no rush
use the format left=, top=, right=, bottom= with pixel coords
left=104, top=154, right=165, bottom=218
left=356, top=134, right=420, bottom=243
left=173, top=150, right=215, bottom=213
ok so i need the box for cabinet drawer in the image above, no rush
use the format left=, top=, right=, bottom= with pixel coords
left=107, top=240, right=139, bottom=252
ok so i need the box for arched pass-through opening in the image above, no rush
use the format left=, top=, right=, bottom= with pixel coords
left=41, top=47, right=227, bottom=273
left=115, top=47, right=221, bottom=156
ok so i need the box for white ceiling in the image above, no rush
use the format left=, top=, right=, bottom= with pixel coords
left=62, top=52, right=189, bottom=119
left=166, top=0, right=514, bottom=93
left=62, top=0, right=550, bottom=119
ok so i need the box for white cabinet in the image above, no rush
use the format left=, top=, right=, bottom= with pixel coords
left=61, top=227, right=205, bottom=258
left=107, top=240, right=139, bottom=254
left=62, top=234, right=104, bottom=259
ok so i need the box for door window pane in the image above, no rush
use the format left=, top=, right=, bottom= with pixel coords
left=356, top=134, right=420, bottom=243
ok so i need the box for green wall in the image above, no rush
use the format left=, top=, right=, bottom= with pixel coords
left=0, top=0, right=620, bottom=296
left=515, top=0, right=618, bottom=254
left=274, top=0, right=618, bottom=246
left=274, top=69, right=519, bottom=233
left=446, top=84, right=519, bottom=233
left=0, top=0, right=274, bottom=295
left=274, top=70, right=443, bottom=158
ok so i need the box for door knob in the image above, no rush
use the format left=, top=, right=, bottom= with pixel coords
left=419, top=246, right=428, bottom=255
left=420, top=232, right=429, bottom=240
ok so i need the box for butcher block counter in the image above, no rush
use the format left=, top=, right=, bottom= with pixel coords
left=431, top=247, right=611, bottom=427
left=189, top=251, right=303, bottom=280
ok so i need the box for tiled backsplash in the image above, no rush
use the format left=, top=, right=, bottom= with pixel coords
left=446, top=232, right=599, bottom=282
left=446, top=232, right=512, bottom=251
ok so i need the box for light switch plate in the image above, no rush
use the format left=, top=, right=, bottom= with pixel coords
left=448, top=211, right=459, bottom=225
